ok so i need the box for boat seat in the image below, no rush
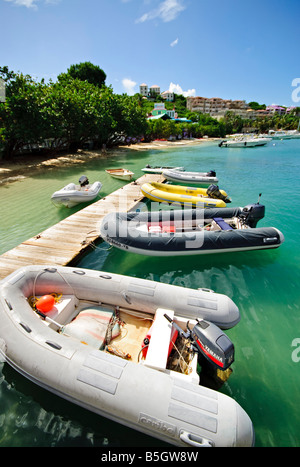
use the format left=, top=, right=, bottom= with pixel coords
left=61, top=305, right=120, bottom=349
left=213, top=217, right=233, bottom=231
left=144, top=308, right=175, bottom=372
left=148, top=222, right=176, bottom=233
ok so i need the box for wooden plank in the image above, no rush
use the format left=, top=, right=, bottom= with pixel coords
left=0, top=174, right=165, bottom=281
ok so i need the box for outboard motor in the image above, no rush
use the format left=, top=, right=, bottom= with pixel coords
left=164, top=314, right=234, bottom=371
left=79, top=175, right=89, bottom=188
left=207, top=170, right=216, bottom=177
left=206, top=184, right=230, bottom=203
left=239, top=202, right=265, bottom=228
left=190, top=319, right=234, bottom=370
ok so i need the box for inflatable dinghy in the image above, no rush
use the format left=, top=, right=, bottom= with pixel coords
left=100, top=203, right=284, bottom=256
left=141, top=182, right=231, bottom=208
left=163, top=169, right=218, bottom=187
left=0, top=265, right=255, bottom=447
left=51, top=175, right=102, bottom=208
left=141, top=165, right=184, bottom=174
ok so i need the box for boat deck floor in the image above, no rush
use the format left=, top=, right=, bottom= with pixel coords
left=111, top=310, right=153, bottom=363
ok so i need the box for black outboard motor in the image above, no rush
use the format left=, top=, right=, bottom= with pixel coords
left=239, top=202, right=265, bottom=228
left=164, top=314, right=234, bottom=371
left=207, top=170, right=216, bottom=177
left=79, top=175, right=89, bottom=188
left=206, top=184, right=230, bottom=203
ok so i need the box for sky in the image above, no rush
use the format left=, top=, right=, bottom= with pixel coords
left=1, top=0, right=299, bottom=106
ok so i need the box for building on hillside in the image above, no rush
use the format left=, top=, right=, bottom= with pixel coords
left=139, top=83, right=148, bottom=97
left=186, top=96, right=254, bottom=119
left=266, top=105, right=286, bottom=115
left=161, top=90, right=175, bottom=101
left=187, top=96, right=294, bottom=119
left=149, top=85, right=161, bottom=97
left=151, top=103, right=176, bottom=118
left=148, top=103, right=191, bottom=124
left=139, top=83, right=174, bottom=101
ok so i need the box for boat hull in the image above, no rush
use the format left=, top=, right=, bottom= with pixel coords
left=106, top=169, right=134, bottom=181
left=0, top=265, right=254, bottom=447
left=219, top=138, right=269, bottom=148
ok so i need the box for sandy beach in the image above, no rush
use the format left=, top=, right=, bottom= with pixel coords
left=0, top=138, right=215, bottom=185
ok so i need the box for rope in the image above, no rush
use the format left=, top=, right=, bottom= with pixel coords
left=105, top=345, right=131, bottom=360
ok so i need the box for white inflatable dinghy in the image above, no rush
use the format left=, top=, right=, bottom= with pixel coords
left=0, top=265, right=254, bottom=447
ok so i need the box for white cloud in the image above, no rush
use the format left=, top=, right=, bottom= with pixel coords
left=122, top=78, right=137, bottom=95
left=4, top=0, right=60, bottom=7
left=4, top=0, right=39, bottom=7
left=169, top=82, right=196, bottom=97
left=170, top=38, right=179, bottom=47
left=136, top=0, right=186, bottom=23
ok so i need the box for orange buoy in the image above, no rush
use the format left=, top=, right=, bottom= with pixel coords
left=36, top=295, right=55, bottom=313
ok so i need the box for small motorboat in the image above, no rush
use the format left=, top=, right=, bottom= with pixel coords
left=163, top=169, right=218, bottom=187
left=100, top=202, right=284, bottom=256
left=141, top=182, right=231, bottom=208
left=219, top=137, right=269, bottom=148
left=105, top=168, right=134, bottom=181
left=51, top=175, right=102, bottom=208
left=0, top=265, right=254, bottom=447
left=141, top=165, right=184, bottom=174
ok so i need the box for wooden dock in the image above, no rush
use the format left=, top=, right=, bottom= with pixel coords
left=0, top=173, right=164, bottom=281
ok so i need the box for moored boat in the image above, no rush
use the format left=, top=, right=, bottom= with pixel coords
left=51, top=175, right=102, bottom=208
left=141, top=165, right=184, bottom=174
left=100, top=203, right=284, bottom=256
left=219, top=137, right=269, bottom=148
left=268, top=130, right=300, bottom=139
left=0, top=265, right=254, bottom=447
left=105, top=168, right=134, bottom=181
left=141, top=182, right=231, bottom=208
left=163, top=169, right=218, bottom=187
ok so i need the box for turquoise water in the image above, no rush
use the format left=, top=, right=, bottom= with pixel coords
left=0, top=139, right=300, bottom=447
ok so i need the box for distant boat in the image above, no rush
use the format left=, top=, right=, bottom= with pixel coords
left=105, top=168, right=134, bottom=181
left=219, top=137, right=269, bottom=148
left=268, top=130, right=300, bottom=140
left=163, top=169, right=218, bottom=187
left=51, top=175, right=102, bottom=208
left=141, top=165, right=184, bottom=174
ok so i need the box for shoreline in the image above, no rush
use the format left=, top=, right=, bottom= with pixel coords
left=0, top=137, right=217, bottom=185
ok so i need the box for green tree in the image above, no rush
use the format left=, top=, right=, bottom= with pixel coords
left=0, top=69, right=53, bottom=158
left=248, top=101, right=266, bottom=110
left=57, top=62, right=106, bottom=88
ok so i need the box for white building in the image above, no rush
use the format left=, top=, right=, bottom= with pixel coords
left=161, top=90, right=175, bottom=101
left=139, top=83, right=148, bottom=97
left=149, top=85, right=161, bottom=96
left=139, top=83, right=174, bottom=101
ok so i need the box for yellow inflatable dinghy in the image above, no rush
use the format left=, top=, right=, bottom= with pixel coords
left=141, top=182, right=231, bottom=208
